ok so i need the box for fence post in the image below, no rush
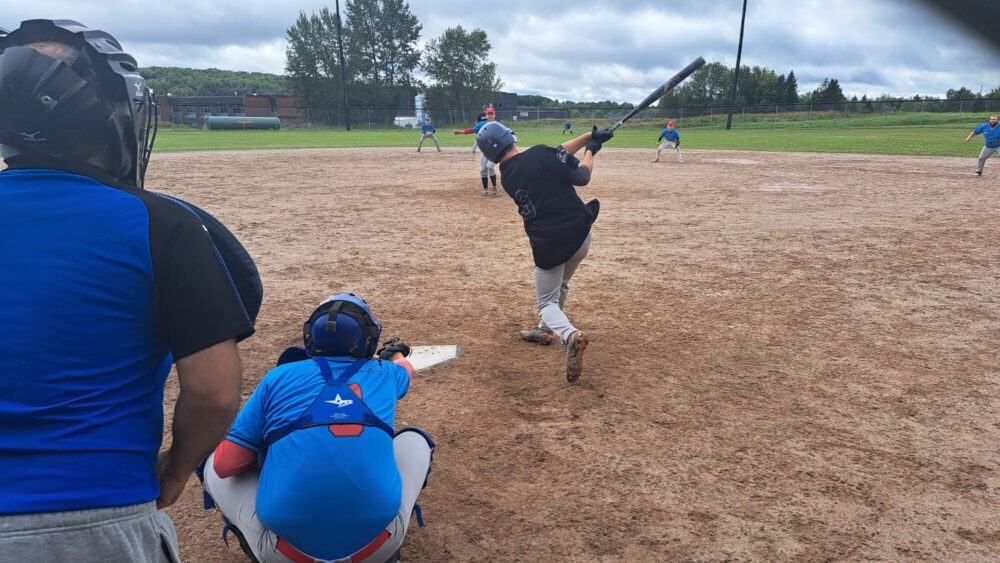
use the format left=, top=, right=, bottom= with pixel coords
left=808, top=103, right=812, bottom=127
left=774, top=103, right=778, bottom=128
left=844, top=102, right=848, bottom=127
left=882, top=102, right=886, bottom=127
left=959, top=99, right=963, bottom=125
left=742, top=105, right=746, bottom=128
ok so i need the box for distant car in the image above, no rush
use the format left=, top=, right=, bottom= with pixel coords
left=394, top=116, right=421, bottom=128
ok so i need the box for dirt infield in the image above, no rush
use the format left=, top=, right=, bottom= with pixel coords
left=142, top=146, right=999, bottom=561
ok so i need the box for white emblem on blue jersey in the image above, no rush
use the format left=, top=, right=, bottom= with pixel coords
left=326, top=394, right=353, bottom=408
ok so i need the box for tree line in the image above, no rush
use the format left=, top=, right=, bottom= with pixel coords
left=139, top=67, right=287, bottom=97
left=285, top=0, right=500, bottom=112
left=660, top=60, right=1000, bottom=110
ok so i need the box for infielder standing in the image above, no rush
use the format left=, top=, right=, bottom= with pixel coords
left=477, top=122, right=614, bottom=381
left=455, top=107, right=501, bottom=196
left=417, top=115, right=441, bottom=152
left=965, top=114, right=999, bottom=176
left=653, top=119, right=682, bottom=162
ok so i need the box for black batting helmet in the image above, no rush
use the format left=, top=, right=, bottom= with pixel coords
left=0, top=20, right=157, bottom=189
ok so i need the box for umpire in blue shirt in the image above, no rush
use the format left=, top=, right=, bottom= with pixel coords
left=0, top=20, right=258, bottom=561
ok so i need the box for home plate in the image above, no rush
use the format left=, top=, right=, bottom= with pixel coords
left=409, top=345, right=461, bottom=372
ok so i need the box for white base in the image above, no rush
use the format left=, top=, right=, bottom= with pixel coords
left=408, top=345, right=460, bottom=372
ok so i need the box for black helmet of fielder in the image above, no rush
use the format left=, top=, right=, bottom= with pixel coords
left=0, top=20, right=157, bottom=190
left=476, top=121, right=516, bottom=163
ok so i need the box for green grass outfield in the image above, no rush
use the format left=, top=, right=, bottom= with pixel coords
left=153, top=126, right=986, bottom=158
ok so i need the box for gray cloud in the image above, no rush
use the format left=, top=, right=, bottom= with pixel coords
left=4, top=0, right=998, bottom=102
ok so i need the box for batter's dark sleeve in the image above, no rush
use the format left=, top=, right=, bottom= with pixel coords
left=140, top=192, right=255, bottom=360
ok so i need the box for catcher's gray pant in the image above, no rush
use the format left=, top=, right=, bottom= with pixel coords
left=203, top=430, right=432, bottom=563
left=535, top=231, right=592, bottom=344
left=0, top=502, right=180, bottom=563
left=977, top=145, right=999, bottom=174
left=656, top=140, right=682, bottom=161
left=417, top=133, right=440, bottom=151
left=480, top=155, right=496, bottom=178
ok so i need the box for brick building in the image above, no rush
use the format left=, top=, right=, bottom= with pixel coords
left=158, top=94, right=300, bottom=126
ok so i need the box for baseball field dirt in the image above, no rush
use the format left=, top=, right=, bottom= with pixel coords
left=142, top=147, right=998, bottom=561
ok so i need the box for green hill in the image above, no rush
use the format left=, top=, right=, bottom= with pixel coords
left=140, top=66, right=287, bottom=97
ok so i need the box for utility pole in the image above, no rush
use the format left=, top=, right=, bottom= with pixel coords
left=725, top=0, right=748, bottom=130
left=335, top=0, right=351, bottom=131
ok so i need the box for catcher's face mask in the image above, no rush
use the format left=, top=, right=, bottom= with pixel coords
left=0, top=19, right=157, bottom=189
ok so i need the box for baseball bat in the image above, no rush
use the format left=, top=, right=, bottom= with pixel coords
left=609, top=56, right=706, bottom=132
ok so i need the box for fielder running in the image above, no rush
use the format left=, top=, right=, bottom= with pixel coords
left=653, top=120, right=682, bottom=162
left=455, top=107, right=501, bottom=196
left=201, top=293, right=433, bottom=563
left=965, top=114, right=999, bottom=176
left=477, top=122, right=614, bottom=381
left=417, top=115, right=441, bottom=152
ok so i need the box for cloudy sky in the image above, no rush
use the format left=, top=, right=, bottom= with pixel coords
left=4, top=0, right=999, bottom=102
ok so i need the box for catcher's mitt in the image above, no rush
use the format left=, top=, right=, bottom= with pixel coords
left=377, top=337, right=411, bottom=360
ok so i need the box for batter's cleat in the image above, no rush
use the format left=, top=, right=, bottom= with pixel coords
left=520, top=326, right=558, bottom=346
left=482, top=189, right=489, bottom=196
left=565, top=331, right=588, bottom=382
left=651, top=158, right=659, bottom=163
left=973, top=171, right=982, bottom=176
left=492, top=188, right=500, bottom=196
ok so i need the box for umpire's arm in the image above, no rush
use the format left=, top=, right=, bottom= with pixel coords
left=143, top=195, right=255, bottom=508
left=158, top=340, right=242, bottom=508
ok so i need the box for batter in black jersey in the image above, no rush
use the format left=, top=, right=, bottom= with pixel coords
left=476, top=122, right=614, bottom=382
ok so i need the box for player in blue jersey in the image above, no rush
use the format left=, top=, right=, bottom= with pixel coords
left=563, top=120, right=573, bottom=135
left=653, top=119, right=682, bottom=162
left=417, top=115, right=441, bottom=152
left=0, top=20, right=256, bottom=561
left=201, top=293, right=434, bottom=563
left=965, top=114, right=999, bottom=176
left=455, top=106, right=501, bottom=195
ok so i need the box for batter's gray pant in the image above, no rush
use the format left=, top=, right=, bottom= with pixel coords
left=656, top=141, right=682, bottom=161
left=417, top=133, right=440, bottom=151
left=480, top=155, right=496, bottom=178
left=203, top=429, right=433, bottom=563
left=535, top=232, right=592, bottom=344
left=0, top=502, right=180, bottom=563
left=977, top=145, right=999, bottom=174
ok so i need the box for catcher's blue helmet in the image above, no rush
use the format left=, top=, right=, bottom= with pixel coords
left=303, top=293, right=382, bottom=358
left=476, top=121, right=516, bottom=163
left=0, top=19, right=158, bottom=189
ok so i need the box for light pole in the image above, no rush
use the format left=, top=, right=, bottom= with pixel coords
left=335, top=0, right=351, bottom=131
left=725, top=0, right=748, bottom=130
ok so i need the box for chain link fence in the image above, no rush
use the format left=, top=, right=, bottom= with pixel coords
left=160, top=98, right=1000, bottom=131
